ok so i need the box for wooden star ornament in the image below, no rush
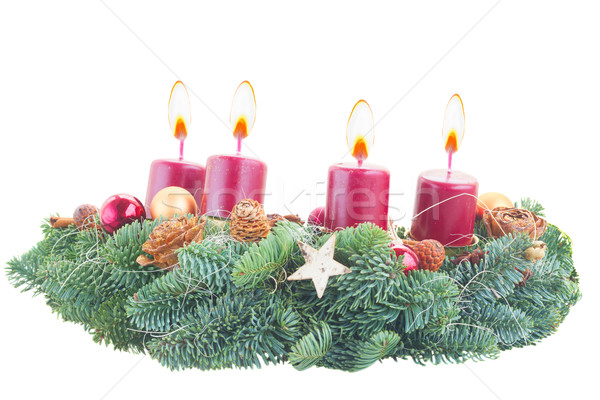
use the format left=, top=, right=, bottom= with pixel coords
left=287, top=234, right=352, bottom=298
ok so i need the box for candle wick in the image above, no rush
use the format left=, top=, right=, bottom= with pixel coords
left=358, top=159, right=364, bottom=168
left=236, top=136, right=242, bottom=155
left=447, top=151, right=453, bottom=175
left=179, top=139, right=184, bottom=161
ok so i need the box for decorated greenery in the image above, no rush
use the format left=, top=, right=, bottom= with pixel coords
left=6, top=199, right=580, bottom=371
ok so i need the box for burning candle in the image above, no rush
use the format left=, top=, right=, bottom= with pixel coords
left=144, top=81, right=206, bottom=217
left=410, top=94, right=478, bottom=247
left=200, top=81, right=267, bottom=218
left=325, top=100, right=390, bottom=230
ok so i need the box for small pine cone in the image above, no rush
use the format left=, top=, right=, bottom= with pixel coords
left=230, top=199, right=271, bottom=242
left=404, top=239, right=445, bottom=272
left=73, top=204, right=101, bottom=232
left=137, top=215, right=206, bottom=270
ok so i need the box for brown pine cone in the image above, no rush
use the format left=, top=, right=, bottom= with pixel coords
left=404, top=239, right=445, bottom=272
left=137, top=215, right=206, bottom=270
left=73, top=204, right=100, bottom=231
left=230, top=199, right=271, bottom=242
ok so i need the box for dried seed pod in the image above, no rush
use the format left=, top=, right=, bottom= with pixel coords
left=73, top=204, right=100, bottom=231
left=524, top=241, right=547, bottom=261
left=404, top=239, right=445, bottom=272
left=483, top=207, right=546, bottom=240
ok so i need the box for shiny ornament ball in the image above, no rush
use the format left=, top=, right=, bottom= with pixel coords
left=73, top=204, right=99, bottom=230
left=476, top=192, right=513, bottom=219
left=100, top=194, right=145, bottom=234
left=390, top=242, right=419, bottom=274
left=150, top=186, right=198, bottom=220
left=308, top=206, right=326, bottom=226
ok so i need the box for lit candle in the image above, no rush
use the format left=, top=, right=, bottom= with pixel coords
left=144, top=81, right=206, bottom=217
left=410, top=94, right=478, bottom=247
left=200, top=81, right=267, bottom=218
left=325, top=100, right=390, bottom=230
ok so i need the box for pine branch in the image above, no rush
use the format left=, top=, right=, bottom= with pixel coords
left=231, top=220, right=308, bottom=289
left=465, top=303, right=533, bottom=349
left=516, top=197, right=545, bottom=217
left=147, top=292, right=302, bottom=370
left=448, top=233, right=531, bottom=304
left=101, top=219, right=162, bottom=293
left=321, top=330, right=402, bottom=371
left=91, top=291, right=146, bottom=353
left=402, top=324, right=500, bottom=365
left=289, top=322, right=332, bottom=371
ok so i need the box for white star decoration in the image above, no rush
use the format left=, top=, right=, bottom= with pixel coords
left=287, top=234, right=352, bottom=298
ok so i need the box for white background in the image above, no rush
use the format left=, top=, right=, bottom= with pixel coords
left=1, top=1, right=598, bottom=399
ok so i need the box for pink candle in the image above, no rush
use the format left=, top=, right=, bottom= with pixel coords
left=325, top=100, right=390, bottom=230
left=325, top=162, right=390, bottom=230
left=145, top=159, right=205, bottom=215
left=200, top=81, right=267, bottom=218
left=144, top=81, right=205, bottom=217
left=201, top=154, right=267, bottom=218
left=410, top=94, right=477, bottom=246
left=410, top=169, right=478, bottom=246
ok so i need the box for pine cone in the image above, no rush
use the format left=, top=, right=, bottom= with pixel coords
left=230, top=199, right=271, bottom=242
left=73, top=204, right=100, bottom=231
left=483, top=207, right=546, bottom=240
left=404, top=239, right=445, bottom=272
left=137, top=215, right=206, bottom=270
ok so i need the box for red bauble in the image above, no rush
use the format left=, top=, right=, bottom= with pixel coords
left=390, top=242, right=419, bottom=274
left=308, top=206, right=326, bottom=226
left=100, top=194, right=145, bottom=234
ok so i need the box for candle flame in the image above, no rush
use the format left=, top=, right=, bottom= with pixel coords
left=168, top=81, right=191, bottom=141
left=347, top=100, right=374, bottom=162
left=442, top=94, right=465, bottom=153
left=445, top=130, right=458, bottom=153
left=230, top=81, right=256, bottom=140
left=233, top=117, right=248, bottom=139
left=351, top=136, right=369, bottom=160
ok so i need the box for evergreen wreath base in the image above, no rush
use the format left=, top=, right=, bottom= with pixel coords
left=6, top=199, right=581, bottom=372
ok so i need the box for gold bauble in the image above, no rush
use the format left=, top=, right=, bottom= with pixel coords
left=476, top=192, right=513, bottom=219
left=150, top=186, right=198, bottom=219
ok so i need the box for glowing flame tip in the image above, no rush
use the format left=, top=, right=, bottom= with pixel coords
left=442, top=94, right=465, bottom=153
left=168, top=81, right=191, bottom=141
left=346, top=100, right=374, bottom=162
left=230, top=81, right=256, bottom=140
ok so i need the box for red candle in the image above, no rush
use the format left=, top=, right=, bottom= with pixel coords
left=325, top=100, right=390, bottom=230
left=144, top=81, right=205, bottom=216
left=200, top=81, right=267, bottom=218
left=145, top=158, right=205, bottom=214
left=410, top=94, right=478, bottom=246
left=326, top=162, right=390, bottom=230
left=201, top=154, right=267, bottom=218
left=410, top=169, right=478, bottom=246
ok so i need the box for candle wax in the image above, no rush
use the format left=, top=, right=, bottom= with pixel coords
left=144, top=159, right=206, bottom=217
left=410, top=169, right=478, bottom=247
left=325, top=162, right=390, bottom=230
left=201, top=154, right=267, bottom=218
